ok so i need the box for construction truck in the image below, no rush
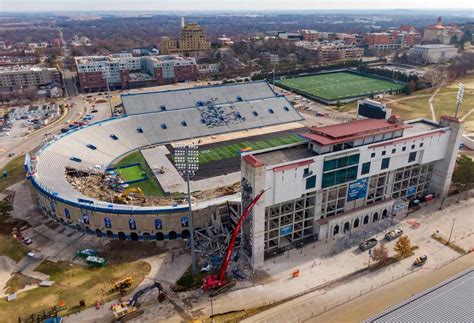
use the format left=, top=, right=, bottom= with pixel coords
left=112, top=281, right=165, bottom=322
left=413, top=255, right=428, bottom=267
left=202, top=188, right=268, bottom=296
left=113, top=187, right=146, bottom=205
left=112, top=277, right=133, bottom=295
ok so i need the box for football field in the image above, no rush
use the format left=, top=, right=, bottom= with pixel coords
left=276, top=72, right=404, bottom=102
left=198, top=134, right=303, bottom=164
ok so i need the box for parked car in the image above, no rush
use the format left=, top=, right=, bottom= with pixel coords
left=8, top=153, right=15, bottom=157
left=385, top=229, right=404, bottom=241
left=359, top=238, right=378, bottom=251
left=23, top=238, right=32, bottom=245
left=91, top=109, right=98, bottom=113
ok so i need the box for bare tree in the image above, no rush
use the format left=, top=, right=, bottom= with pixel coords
left=371, top=244, right=389, bottom=264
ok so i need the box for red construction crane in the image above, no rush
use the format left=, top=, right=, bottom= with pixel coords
left=203, top=188, right=268, bottom=293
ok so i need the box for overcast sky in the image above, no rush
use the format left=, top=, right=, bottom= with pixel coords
left=1, top=0, right=473, bottom=12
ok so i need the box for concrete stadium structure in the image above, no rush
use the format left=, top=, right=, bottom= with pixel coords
left=27, top=81, right=303, bottom=242
left=241, top=115, right=463, bottom=269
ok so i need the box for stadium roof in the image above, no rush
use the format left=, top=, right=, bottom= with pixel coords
left=367, top=267, right=474, bottom=323
left=302, top=118, right=411, bottom=146
left=121, top=81, right=277, bottom=115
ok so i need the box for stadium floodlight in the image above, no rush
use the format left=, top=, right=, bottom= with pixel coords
left=174, top=143, right=199, bottom=275
left=270, top=54, right=279, bottom=91
left=455, top=83, right=464, bottom=118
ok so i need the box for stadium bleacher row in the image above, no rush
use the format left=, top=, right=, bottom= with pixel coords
left=34, top=82, right=303, bottom=209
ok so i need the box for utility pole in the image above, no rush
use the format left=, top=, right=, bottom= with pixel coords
left=175, top=143, right=199, bottom=275
left=447, top=218, right=456, bottom=245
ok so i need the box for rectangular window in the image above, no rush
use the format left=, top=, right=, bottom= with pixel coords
left=337, top=156, right=348, bottom=168
left=392, top=148, right=396, bottom=153
left=371, top=152, right=376, bottom=158
left=411, top=144, right=415, bottom=149
left=305, top=175, right=316, bottom=190
left=323, top=159, right=337, bottom=172
left=408, top=151, right=417, bottom=163
left=420, top=142, right=424, bottom=147
left=361, top=162, right=371, bottom=175
left=322, top=172, right=335, bottom=188
left=402, top=147, right=406, bottom=151
left=382, top=151, right=386, bottom=156
left=381, top=157, right=390, bottom=170
left=348, top=154, right=360, bottom=165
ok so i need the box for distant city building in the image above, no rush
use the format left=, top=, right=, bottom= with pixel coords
left=71, top=36, right=92, bottom=47
left=277, top=32, right=304, bottom=41
left=160, top=18, right=210, bottom=55
left=0, top=56, right=37, bottom=66
left=318, top=43, right=363, bottom=63
left=408, top=44, right=459, bottom=64
left=423, top=17, right=464, bottom=45
left=131, top=47, right=160, bottom=56
left=198, top=63, right=220, bottom=74
left=8, top=104, right=60, bottom=120
left=364, top=30, right=418, bottom=52
left=217, top=36, right=234, bottom=47
left=0, top=66, right=62, bottom=90
left=50, top=38, right=63, bottom=48
left=74, top=53, right=198, bottom=92
left=299, top=30, right=320, bottom=42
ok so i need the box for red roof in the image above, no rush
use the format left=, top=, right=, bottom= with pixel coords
left=302, top=119, right=411, bottom=146
left=242, top=154, right=264, bottom=167
left=426, top=25, right=445, bottom=30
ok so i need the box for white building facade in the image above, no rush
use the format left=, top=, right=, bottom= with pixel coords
left=241, top=116, right=463, bottom=269
left=409, top=45, right=458, bottom=64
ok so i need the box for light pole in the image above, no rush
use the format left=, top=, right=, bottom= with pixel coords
left=447, top=218, right=456, bottom=245
left=454, top=83, right=464, bottom=118
left=175, top=143, right=199, bottom=275
left=270, top=54, right=279, bottom=91
left=104, top=70, right=113, bottom=115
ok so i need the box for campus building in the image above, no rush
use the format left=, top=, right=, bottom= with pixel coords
left=160, top=18, right=210, bottom=55
left=74, top=53, right=198, bottom=92
left=241, top=115, right=463, bottom=269
left=423, top=17, right=464, bottom=45
left=0, top=66, right=62, bottom=90
left=408, top=44, right=459, bottom=64
left=364, top=30, right=418, bottom=52
left=317, top=43, right=364, bottom=63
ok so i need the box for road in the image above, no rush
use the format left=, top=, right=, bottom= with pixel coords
left=0, top=96, right=111, bottom=169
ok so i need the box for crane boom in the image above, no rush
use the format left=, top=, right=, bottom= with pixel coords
left=218, top=188, right=267, bottom=282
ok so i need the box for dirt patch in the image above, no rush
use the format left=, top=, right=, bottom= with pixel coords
left=101, top=240, right=170, bottom=265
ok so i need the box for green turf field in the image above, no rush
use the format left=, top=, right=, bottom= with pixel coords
left=116, top=165, right=146, bottom=182
left=198, top=134, right=303, bottom=164
left=276, top=72, right=404, bottom=101
left=114, top=152, right=163, bottom=196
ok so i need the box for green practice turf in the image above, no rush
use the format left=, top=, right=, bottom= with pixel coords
left=276, top=72, right=404, bottom=101
left=198, top=134, right=303, bottom=164
left=117, top=165, right=146, bottom=182
left=114, top=151, right=163, bottom=196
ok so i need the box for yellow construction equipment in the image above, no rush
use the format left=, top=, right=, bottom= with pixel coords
left=113, top=187, right=146, bottom=204
left=111, top=277, right=133, bottom=295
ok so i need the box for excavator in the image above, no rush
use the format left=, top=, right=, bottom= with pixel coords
left=202, top=188, right=268, bottom=296
left=113, top=187, right=146, bottom=204
left=112, top=281, right=166, bottom=322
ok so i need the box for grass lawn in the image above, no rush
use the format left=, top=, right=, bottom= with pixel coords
left=198, top=134, right=304, bottom=164
left=277, top=72, right=404, bottom=101
left=0, top=155, right=25, bottom=193
left=116, top=164, right=147, bottom=183
left=0, top=235, right=29, bottom=263
left=0, top=260, right=151, bottom=321
left=113, top=151, right=163, bottom=196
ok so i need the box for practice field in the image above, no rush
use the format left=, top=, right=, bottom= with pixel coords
left=116, top=164, right=147, bottom=183
left=198, top=134, right=303, bottom=164
left=277, top=72, right=404, bottom=102
left=114, top=152, right=163, bottom=196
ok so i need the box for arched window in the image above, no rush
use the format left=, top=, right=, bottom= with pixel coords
left=363, top=215, right=369, bottom=225
left=143, top=232, right=151, bottom=241
left=181, top=230, right=190, bottom=239
left=382, top=209, right=388, bottom=218
left=130, top=232, right=138, bottom=241
left=373, top=212, right=379, bottom=222
left=343, top=222, right=350, bottom=233
left=64, top=208, right=71, bottom=219
left=156, top=232, right=164, bottom=241
left=118, top=232, right=126, bottom=240
left=95, top=229, right=103, bottom=237
left=354, top=218, right=360, bottom=228
left=155, top=219, right=162, bottom=230
left=333, top=225, right=340, bottom=236
left=168, top=231, right=177, bottom=240
left=82, top=214, right=89, bottom=225
left=106, top=230, right=114, bottom=239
